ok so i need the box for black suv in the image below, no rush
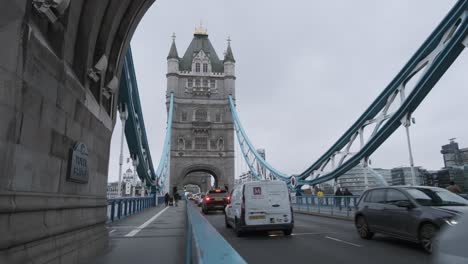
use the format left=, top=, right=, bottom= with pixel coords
left=202, top=189, right=230, bottom=214
left=355, top=186, right=468, bottom=253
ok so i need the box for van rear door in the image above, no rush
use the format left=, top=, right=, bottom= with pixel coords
left=244, top=181, right=291, bottom=226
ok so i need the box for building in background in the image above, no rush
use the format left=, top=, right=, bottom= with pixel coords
left=337, top=165, right=388, bottom=195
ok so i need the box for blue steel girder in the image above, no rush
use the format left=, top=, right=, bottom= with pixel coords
left=229, top=0, right=467, bottom=189
left=119, top=49, right=157, bottom=187
left=298, top=1, right=467, bottom=186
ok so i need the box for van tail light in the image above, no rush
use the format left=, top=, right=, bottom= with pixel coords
left=241, top=195, right=245, bottom=224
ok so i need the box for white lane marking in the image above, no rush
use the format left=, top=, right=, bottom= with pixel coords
left=325, top=236, right=363, bottom=247
left=125, top=207, right=169, bottom=237
left=291, top=232, right=325, bottom=236
left=109, top=229, right=116, bottom=234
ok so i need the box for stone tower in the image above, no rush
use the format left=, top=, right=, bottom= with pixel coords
left=166, top=26, right=235, bottom=194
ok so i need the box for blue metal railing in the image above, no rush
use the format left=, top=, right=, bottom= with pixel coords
left=107, top=195, right=159, bottom=223
left=185, top=201, right=246, bottom=264
left=291, top=195, right=361, bottom=219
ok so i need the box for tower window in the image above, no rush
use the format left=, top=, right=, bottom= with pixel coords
left=195, top=63, right=200, bottom=72
left=188, top=79, right=193, bottom=87
left=195, top=109, right=208, bottom=121
left=203, top=79, right=208, bottom=87
left=210, top=79, right=216, bottom=88
left=195, top=137, right=208, bottom=150
left=185, top=139, right=192, bottom=150
left=203, top=63, right=208, bottom=72
left=215, top=112, right=221, bottom=122
left=195, top=79, right=200, bottom=87
left=181, top=111, right=187, bottom=121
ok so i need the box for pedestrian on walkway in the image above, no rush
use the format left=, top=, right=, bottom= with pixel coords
left=164, top=192, right=170, bottom=206
left=447, top=181, right=462, bottom=193
left=343, top=188, right=353, bottom=210
left=335, top=188, right=343, bottom=210
left=174, top=192, right=180, bottom=207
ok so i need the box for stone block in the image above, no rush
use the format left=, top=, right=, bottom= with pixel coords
left=20, top=83, right=43, bottom=121
left=12, top=145, right=34, bottom=192
left=40, top=101, right=67, bottom=135
left=74, top=101, right=91, bottom=129
left=56, top=85, right=76, bottom=117
left=19, top=114, right=52, bottom=155
left=0, top=103, right=19, bottom=143
left=0, top=1, right=25, bottom=74
left=50, top=130, right=73, bottom=160
left=65, top=118, right=81, bottom=142
left=0, top=214, right=13, bottom=249
left=10, top=211, right=46, bottom=248
left=32, top=155, right=61, bottom=193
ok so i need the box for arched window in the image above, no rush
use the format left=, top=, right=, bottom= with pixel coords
left=203, top=79, right=208, bottom=87
left=195, top=79, right=200, bottom=87
left=203, top=63, right=208, bottom=72
left=218, top=137, right=224, bottom=150
left=195, top=137, right=208, bottom=150
left=185, top=139, right=192, bottom=150
left=181, top=111, right=187, bottom=121
left=195, top=63, right=200, bottom=72
left=178, top=137, right=185, bottom=150
left=195, top=109, right=208, bottom=121
left=215, top=112, right=221, bottom=122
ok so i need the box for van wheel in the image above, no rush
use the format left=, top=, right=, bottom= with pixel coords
left=284, top=229, right=293, bottom=236
left=356, top=215, right=374, bottom=239
left=234, top=217, right=243, bottom=237
left=225, top=215, right=231, bottom=228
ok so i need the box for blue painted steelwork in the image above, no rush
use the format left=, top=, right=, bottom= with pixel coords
left=120, top=49, right=157, bottom=186
left=119, top=49, right=174, bottom=191
left=230, top=0, right=467, bottom=189
left=154, top=93, right=174, bottom=192
left=186, top=201, right=247, bottom=264
left=107, top=195, right=156, bottom=223
left=229, top=96, right=289, bottom=182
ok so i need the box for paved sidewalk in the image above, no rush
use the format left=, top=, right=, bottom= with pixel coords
left=88, top=202, right=186, bottom=264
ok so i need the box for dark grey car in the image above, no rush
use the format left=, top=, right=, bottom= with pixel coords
left=354, top=186, right=468, bottom=253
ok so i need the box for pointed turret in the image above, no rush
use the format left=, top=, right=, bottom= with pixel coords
left=224, top=41, right=235, bottom=63
left=167, top=33, right=179, bottom=74
left=223, top=37, right=235, bottom=78
left=167, top=39, right=179, bottom=60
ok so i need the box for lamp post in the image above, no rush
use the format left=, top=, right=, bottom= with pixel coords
left=403, top=116, right=417, bottom=185
left=117, top=104, right=128, bottom=197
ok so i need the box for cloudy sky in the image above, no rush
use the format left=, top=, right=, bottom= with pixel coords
left=107, top=0, right=467, bottom=182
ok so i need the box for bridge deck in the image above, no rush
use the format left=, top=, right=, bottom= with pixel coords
left=90, top=203, right=185, bottom=264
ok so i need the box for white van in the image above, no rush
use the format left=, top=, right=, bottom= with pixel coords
left=224, top=180, right=294, bottom=236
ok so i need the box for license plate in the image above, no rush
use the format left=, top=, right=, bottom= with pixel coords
left=249, top=215, right=265, bottom=220
left=215, top=198, right=223, bottom=201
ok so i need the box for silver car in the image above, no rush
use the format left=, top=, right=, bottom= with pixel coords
left=355, top=186, right=468, bottom=253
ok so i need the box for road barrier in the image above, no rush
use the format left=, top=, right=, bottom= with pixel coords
left=185, top=201, right=246, bottom=264
left=107, top=195, right=164, bottom=222
left=291, top=195, right=361, bottom=219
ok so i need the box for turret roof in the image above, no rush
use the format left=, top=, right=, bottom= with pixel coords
left=167, top=39, right=179, bottom=60
left=179, top=33, right=223, bottom=72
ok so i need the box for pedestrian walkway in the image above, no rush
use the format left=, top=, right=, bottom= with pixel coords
left=88, top=202, right=186, bottom=264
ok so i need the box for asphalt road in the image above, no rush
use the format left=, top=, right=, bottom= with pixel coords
left=200, top=207, right=431, bottom=264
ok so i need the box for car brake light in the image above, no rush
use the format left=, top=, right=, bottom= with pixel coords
left=205, top=197, right=211, bottom=201
left=226, top=196, right=230, bottom=201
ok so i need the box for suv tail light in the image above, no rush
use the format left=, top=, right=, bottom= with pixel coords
left=226, top=196, right=231, bottom=201
left=205, top=196, right=211, bottom=202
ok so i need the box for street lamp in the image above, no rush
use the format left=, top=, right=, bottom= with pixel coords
left=403, top=115, right=417, bottom=185
left=117, top=103, right=128, bottom=197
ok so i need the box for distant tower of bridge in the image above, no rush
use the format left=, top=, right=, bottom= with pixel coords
left=166, top=25, right=236, bottom=194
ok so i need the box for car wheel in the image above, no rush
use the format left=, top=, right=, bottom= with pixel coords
left=284, top=229, right=293, bottom=236
left=234, top=217, right=243, bottom=237
left=225, top=215, right=231, bottom=228
left=356, top=216, right=374, bottom=240
left=419, top=223, right=437, bottom=254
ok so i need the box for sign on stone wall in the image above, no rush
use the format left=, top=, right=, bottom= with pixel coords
left=67, top=142, right=89, bottom=183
